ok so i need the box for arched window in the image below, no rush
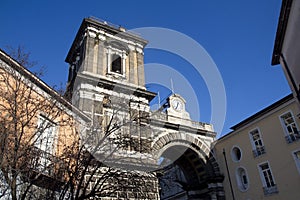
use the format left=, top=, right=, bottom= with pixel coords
left=236, top=167, right=249, bottom=191
left=106, top=41, right=128, bottom=76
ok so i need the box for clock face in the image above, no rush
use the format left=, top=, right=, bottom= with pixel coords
left=172, top=99, right=183, bottom=111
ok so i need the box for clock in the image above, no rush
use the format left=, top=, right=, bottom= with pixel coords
left=171, top=99, right=183, bottom=111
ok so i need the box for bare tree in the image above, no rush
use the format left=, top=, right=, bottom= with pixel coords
left=0, top=49, right=77, bottom=200
left=6, top=45, right=66, bottom=95
left=55, top=95, right=159, bottom=200
left=0, top=48, right=159, bottom=200
left=5, top=45, right=46, bottom=78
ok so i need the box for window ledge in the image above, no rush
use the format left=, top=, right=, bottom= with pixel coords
left=263, top=185, right=279, bottom=196
left=106, top=72, right=126, bottom=79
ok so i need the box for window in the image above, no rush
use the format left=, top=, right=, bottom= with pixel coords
left=106, top=47, right=126, bottom=76
left=235, top=167, right=249, bottom=191
left=292, top=150, right=300, bottom=174
left=280, top=111, right=300, bottom=143
left=258, top=162, right=278, bottom=195
left=249, top=128, right=265, bottom=157
left=111, top=54, right=122, bottom=74
left=231, top=146, right=242, bottom=162
left=36, top=115, right=56, bottom=153
left=34, top=115, right=57, bottom=174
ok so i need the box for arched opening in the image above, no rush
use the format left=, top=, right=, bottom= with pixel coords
left=157, top=145, right=223, bottom=200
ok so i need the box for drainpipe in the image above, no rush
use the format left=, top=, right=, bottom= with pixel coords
left=222, top=149, right=235, bottom=200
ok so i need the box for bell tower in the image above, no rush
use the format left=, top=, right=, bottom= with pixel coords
left=63, top=17, right=224, bottom=200
left=63, top=17, right=160, bottom=199
left=66, top=17, right=149, bottom=88
left=65, top=17, right=156, bottom=120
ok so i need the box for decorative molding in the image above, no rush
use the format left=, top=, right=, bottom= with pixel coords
left=86, top=26, right=144, bottom=50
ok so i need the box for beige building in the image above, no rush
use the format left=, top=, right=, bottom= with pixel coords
left=214, top=1, right=300, bottom=199
left=214, top=94, right=300, bottom=199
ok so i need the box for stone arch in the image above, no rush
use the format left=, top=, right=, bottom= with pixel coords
left=152, top=132, right=225, bottom=199
left=152, top=131, right=211, bottom=158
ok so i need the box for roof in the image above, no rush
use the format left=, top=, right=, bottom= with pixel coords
left=271, top=0, right=293, bottom=65
left=217, top=94, right=294, bottom=141
left=0, top=48, right=90, bottom=122
left=65, top=17, right=148, bottom=64
left=230, top=93, right=293, bottom=131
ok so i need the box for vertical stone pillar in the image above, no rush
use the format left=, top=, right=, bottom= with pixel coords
left=83, top=36, right=95, bottom=73
left=129, top=50, right=135, bottom=84
left=97, top=41, right=104, bottom=75
left=92, top=42, right=98, bottom=74
left=137, top=51, right=145, bottom=87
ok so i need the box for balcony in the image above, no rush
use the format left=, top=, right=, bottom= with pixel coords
left=25, top=147, right=65, bottom=191
left=253, top=146, right=266, bottom=158
left=29, top=147, right=65, bottom=177
left=263, top=185, right=278, bottom=196
left=285, top=133, right=300, bottom=144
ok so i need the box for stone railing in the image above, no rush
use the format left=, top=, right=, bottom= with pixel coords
left=263, top=185, right=278, bottom=196
left=150, top=111, right=214, bottom=132
left=285, top=133, right=300, bottom=143
left=253, top=146, right=266, bottom=158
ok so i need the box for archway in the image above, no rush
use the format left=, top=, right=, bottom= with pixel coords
left=152, top=133, right=225, bottom=200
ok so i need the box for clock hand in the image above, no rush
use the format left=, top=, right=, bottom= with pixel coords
left=175, top=102, right=179, bottom=109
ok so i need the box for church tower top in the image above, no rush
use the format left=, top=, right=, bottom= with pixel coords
left=65, top=17, right=148, bottom=64
left=65, top=17, right=155, bottom=100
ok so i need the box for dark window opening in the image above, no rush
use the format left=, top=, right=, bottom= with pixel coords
left=111, top=54, right=122, bottom=74
left=242, top=175, right=248, bottom=185
left=234, top=148, right=241, bottom=160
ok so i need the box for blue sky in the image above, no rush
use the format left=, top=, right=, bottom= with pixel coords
left=0, top=0, right=290, bottom=136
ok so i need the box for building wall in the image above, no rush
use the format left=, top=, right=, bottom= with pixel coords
left=0, top=50, right=86, bottom=194
left=214, top=97, right=300, bottom=200
left=272, top=0, right=300, bottom=106
left=280, top=0, right=300, bottom=99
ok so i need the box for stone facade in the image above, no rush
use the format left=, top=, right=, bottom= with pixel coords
left=65, top=17, right=225, bottom=199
